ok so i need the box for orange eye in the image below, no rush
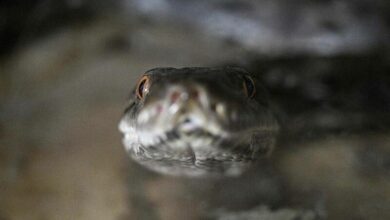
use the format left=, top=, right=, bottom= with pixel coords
left=243, top=75, right=256, bottom=98
left=136, top=75, right=151, bottom=100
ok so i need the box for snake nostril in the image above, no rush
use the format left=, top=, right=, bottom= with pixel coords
left=170, top=90, right=182, bottom=103
left=169, top=86, right=202, bottom=104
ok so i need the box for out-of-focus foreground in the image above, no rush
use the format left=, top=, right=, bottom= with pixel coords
left=0, top=1, right=389, bottom=220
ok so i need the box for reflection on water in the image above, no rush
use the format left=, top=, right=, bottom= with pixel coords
left=0, top=1, right=389, bottom=220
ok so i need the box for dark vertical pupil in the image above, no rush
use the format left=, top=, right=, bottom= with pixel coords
left=244, top=76, right=255, bottom=97
left=138, top=80, right=146, bottom=97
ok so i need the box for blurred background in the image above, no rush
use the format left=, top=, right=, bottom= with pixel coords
left=0, top=0, right=389, bottom=219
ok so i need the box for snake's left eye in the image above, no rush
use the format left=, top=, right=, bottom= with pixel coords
left=136, top=75, right=151, bottom=100
left=242, top=75, right=256, bottom=98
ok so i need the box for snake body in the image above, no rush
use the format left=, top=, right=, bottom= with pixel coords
left=119, top=67, right=279, bottom=176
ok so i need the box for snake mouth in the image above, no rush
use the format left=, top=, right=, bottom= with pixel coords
left=163, top=127, right=223, bottom=143
left=135, top=88, right=231, bottom=148
left=135, top=120, right=228, bottom=150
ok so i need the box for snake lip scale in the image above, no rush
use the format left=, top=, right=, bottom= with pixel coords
left=119, top=67, right=279, bottom=176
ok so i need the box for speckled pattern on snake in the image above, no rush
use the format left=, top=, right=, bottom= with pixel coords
left=119, top=67, right=279, bottom=176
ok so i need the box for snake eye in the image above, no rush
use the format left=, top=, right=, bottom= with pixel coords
left=136, top=75, right=151, bottom=100
left=242, top=75, right=256, bottom=98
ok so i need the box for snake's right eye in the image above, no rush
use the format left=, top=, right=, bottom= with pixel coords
left=136, top=75, right=151, bottom=100
left=242, top=75, right=256, bottom=99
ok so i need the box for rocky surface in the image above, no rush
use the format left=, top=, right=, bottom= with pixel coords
left=126, top=0, right=390, bottom=56
left=0, top=1, right=389, bottom=220
left=1, top=0, right=389, bottom=57
left=215, top=206, right=317, bottom=220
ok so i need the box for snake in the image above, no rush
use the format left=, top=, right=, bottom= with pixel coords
left=119, top=67, right=279, bottom=176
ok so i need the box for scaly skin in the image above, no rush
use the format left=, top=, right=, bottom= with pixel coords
left=119, top=67, right=279, bottom=176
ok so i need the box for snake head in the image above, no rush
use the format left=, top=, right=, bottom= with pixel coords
left=119, top=67, right=279, bottom=176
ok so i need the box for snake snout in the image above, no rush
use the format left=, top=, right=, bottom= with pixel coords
left=166, top=85, right=208, bottom=108
left=165, top=85, right=227, bottom=120
left=137, top=83, right=228, bottom=137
